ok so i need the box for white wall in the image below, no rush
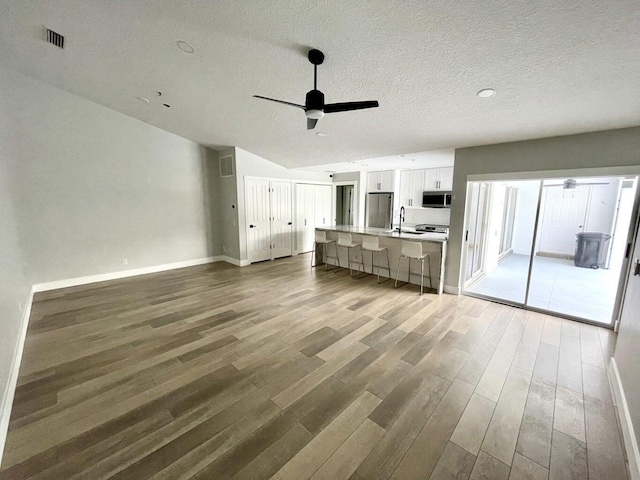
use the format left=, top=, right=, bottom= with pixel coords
left=506, top=180, right=541, bottom=255
left=234, top=147, right=331, bottom=262
left=1, top=69, right=222, bottom=285
left=584, top=179, right=621, bottom=234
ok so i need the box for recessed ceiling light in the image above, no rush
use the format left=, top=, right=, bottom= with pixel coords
left=137, top=96, right=149, bottom=103
left=316, top=132, right=326, bottom=137
left=477, top=88, right=496, bottom=98
left=176, top=40, right=195, bottom=54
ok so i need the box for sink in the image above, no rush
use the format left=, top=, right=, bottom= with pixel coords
left=402, top=231, right=425, bottom=235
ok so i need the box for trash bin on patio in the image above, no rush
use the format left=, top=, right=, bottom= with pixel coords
left=574, top=232, right=612, bottom=269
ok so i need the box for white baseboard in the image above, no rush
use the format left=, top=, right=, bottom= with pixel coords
left=444, top=284, right=461, bottom=295
left=609, top=358, right=640, bottom=480
left=220, top=256, right=250, bottom=267
left=31, top=256, right=234, bottom=293
left=0, top=287, right=35, bottom=467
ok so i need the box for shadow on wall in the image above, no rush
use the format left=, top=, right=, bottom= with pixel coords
left=200, top=146, right=223, bottom=257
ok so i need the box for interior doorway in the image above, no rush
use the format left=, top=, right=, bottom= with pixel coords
left=463, top=175, right=639, bottom=327
left=336, top=184, right=355, bottom=225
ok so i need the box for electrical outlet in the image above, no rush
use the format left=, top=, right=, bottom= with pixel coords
left=122, top=258, right=129, bottom=266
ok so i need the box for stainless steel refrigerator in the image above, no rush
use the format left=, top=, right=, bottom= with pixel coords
left=366, top=192, right=394, bottom=229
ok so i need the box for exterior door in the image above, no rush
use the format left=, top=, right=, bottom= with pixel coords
left=270, top=181, right=293, bottom=259
left=246, top=179, right=271, bottom=263
left=538, top=185, right=589, bottom=255
left=295, top=183, right=315, bottom=253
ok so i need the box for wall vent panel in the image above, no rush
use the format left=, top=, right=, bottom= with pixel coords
left=220, top=155, right=234, bottom=177
left=45, top=28, right=64, bottom=49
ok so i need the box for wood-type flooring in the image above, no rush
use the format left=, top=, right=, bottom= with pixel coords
left=0, top=254, right=630, bottom=479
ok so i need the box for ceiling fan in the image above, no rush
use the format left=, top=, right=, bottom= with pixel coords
left=253, top=49, right=379, bottom=130
left=544, top=178, right=610, bottom=190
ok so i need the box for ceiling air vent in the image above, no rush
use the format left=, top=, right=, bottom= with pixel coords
left=45, top=28, right=64, bottom=49
left=220, top=156, right=234, bottom=177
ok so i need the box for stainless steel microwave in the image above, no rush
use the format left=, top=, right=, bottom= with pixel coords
left=422, top=191, right=452, bottom=208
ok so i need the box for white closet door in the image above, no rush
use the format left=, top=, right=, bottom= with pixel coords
left=246, top=179, right=271, bottom=263
left=314, top=185, right=332, bottom=227
left=270, top=181, right=293, bottom=259
left=296, top=184, right=315, bottom=253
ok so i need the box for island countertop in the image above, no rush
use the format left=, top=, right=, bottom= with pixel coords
left=316, top=225, right=448, bottom=243
left=315, top=226, right=448, bottom=294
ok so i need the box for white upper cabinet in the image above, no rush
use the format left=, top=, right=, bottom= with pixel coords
left=423, top=167, right=454, bottom=191
left=438, top=167, right=454, bottom=190
left=399, top=169, right=425, bottom=207
left=367, top=170, right=395, bottom=192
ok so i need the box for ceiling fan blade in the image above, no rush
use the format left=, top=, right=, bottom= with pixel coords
left=324, top=101, right=379, bottom=113
left=307, top=118, right=318, bottom=130
left=253, top=95, right=305, bottom=109
left=579, top=182, right=610, bottom=186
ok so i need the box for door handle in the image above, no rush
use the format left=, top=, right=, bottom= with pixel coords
left=287, top=221, right=292, bottom=225
left=634, top=258, right=640, bottom=276
left=304, top=219, right=307, bottom=226
left=250, top=224, right=255, bottom=228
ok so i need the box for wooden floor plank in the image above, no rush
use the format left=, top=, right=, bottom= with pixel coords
left=470, top=451, right=511, bottom=480
left=481, top=365, right=532, bottom=466
left=390, top=378, right=474, bottom=480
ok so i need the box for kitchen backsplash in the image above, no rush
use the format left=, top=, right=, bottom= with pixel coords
left=405, top=207, right=450, bottom=226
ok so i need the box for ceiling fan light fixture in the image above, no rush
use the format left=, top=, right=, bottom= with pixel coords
left=306, top=109, right=324, bottom=119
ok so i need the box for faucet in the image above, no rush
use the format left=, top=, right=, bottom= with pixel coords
left=398, top=206, right=405, bottom=233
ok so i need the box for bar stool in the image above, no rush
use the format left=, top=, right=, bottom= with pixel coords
left=361, top=236, right=391, bottom=283
left=395, top=241, right=432, bottom=295
left=336, top=233, right=364, bottom=277
left=311, top=230, right=337, bottom=270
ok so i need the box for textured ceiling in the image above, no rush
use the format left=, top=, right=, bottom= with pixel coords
left=1, top=0, right=639, bottom=168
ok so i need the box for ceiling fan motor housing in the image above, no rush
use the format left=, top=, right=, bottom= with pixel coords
left=305, top=89, right=325, bottom=110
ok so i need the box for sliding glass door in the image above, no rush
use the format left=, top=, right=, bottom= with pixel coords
left=464, top=180, right=539, bottom=305
left=463, top=175, right=638, bottom=327
left=464, top=182, right=489, bottom=284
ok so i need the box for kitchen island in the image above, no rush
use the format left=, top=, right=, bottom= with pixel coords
left=315, top=225, right=447, bottom=294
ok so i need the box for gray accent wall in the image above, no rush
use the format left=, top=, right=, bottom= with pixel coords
left=0, top=141, right=30, bottom=431
left=448, top=126, right=640, bottom=291
left=217, top=147, right=241, bottom=260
